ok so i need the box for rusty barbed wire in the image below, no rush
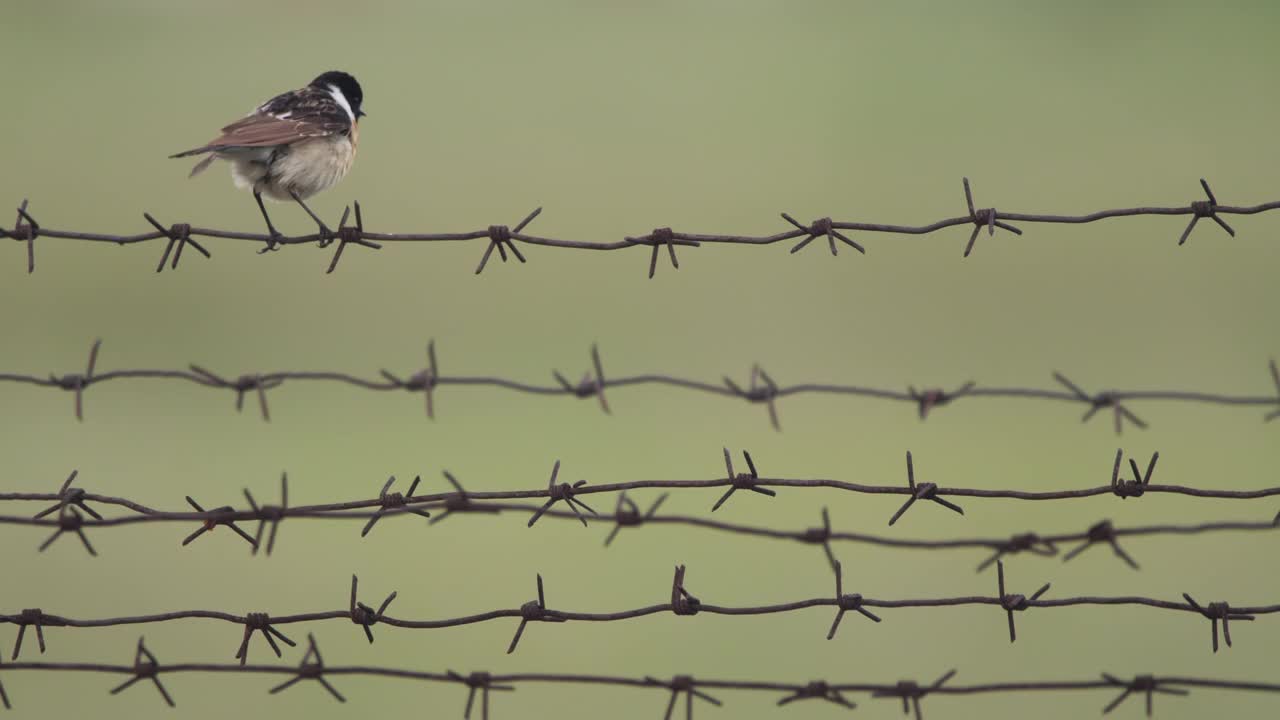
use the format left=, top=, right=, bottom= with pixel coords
left=3, top=178, right=1277, bottom=274
left=2, top=561, right=1277, bottom=662
left=4, top=340, right=1279, bottom=431
left=3, top=448, right=1280, bottom=558
left=2, top=639, right=1280, bottom=719
left=2, top=451, right=1279, bottom=571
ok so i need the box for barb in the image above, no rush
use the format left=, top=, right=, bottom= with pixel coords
left=1268, top=358, right=1280, bottom=423
left=348, top=576, right=397, bottom=644
left=234, top=612, right=296, bottom=666
left=4, top=340, right=1279, bottom=431
left=5, top=648, right=1280, bottom=717
left=380, top=340, right=439, bottom=419
left=36, top=506, right=96, bottom=557
left=141, top=212, right=210, bottom=273
left=777, top=680, right=856, bottom=710
left=506, top=574, right=563, bottom=654
left=2, top=566, right=1277, bottom=655
left=243, top=473, right=288, bottom=556
left=108, top=637, right=174, bottom=707
left=428, top=470, right=500, bottom=526
left=360, top=475, right=429, bottom=537
left=1053, top=372, right=1147, bottom=434
left=1062, top=520, right=1140, bottom=570
left=645, top=674, right=722, bottom=719
left=446, top=671, right=514, bottom=720
left=909, top=382, right=975, bottom=420
left=888, top=452, right=964, bottom=526
left=268, top=634, right=345, bottom=702
left=799, top=507, right=840, bottom=572
left=872, top=669, right=956, bottom=720
left=781, top=213, right=865, bottom=256
left=976, top=532, right=1058, bottom=573
left=526, top=461, right=597, bottom=528
left=711, top=448, right=775, bottom=512
left=31, top=471, right=101, bottom=523
left=7, top=178, right=1277, bottom=273
left=628, top=227, right=691, bottom=279
left=603, top=491, right=668, bottom=547
left=1100, top=674, right=1189, bottom=716
left=551, top=344, right=609, bottom=414
left=670, top=565, right=701, bottom=616
left=187, top=363, right=280, bottom=422
left=826, top=561, right=882, bottom=640
left=1178, top=179, right=1236, bottom=246
left=180, top=495, right=256, bottom=548
left=1181, top=594, right=1255, bottom=653
left=723, top=365, right=782, bottom=431
left=325, top=202, right=381, bottom=274
left=38, top=339, right=101, bottom=422
left=996, top=561, right=1051, bottom=643
left=4, top=449, right=1280, bottom=567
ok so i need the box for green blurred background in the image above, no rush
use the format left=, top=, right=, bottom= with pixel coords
left=2, top=1, right=1279, bottom=717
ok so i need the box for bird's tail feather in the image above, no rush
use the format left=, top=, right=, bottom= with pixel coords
left=186, top=154, right=216, bottom=178
left=168, top=146, right=211, bottom=159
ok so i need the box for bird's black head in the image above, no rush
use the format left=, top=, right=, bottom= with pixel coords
left=310, top=70, right=365, bottom=118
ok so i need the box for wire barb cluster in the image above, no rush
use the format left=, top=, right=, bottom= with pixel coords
left=107, top=637, right=174, bottom=707
left=4, top=340, right=1280, bottom=431
left=3, top=448, right=1279, bottom=570
left=872, top=669, right=957, bottom=720
left=9, top=164, right=1280, bottom=720
left=4, top=646, right=1280, bottom=718
left=5, top=178, right=1279, bottom=273
left=4, top=562, right=1278, bottom=659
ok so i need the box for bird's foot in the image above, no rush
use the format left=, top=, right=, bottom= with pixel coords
left=315, top=223, right=336, bottom=248
left=257, top=230, right=285, bottom=254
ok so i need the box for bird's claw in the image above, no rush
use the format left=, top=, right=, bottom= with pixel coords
left=257, top=231, right=285, bottom=254
left=316, top=224, right=336, bottom=248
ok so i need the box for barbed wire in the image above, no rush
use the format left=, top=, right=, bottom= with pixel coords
left=1, top=560, right=1275, bottom=663
left=3, top=340, right=1278, bottom=431
left=1, top=636, right=1279, bottom=718
left=2, top=450, right=1279, bottom=570
left=2, top=178, right=1277, bottom=274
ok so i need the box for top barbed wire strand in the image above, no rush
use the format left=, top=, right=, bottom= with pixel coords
left=2, top=340, right=1279, bottom=431
left=2, top=178, right=1276, bottom=274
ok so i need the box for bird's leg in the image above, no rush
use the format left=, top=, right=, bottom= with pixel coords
left=254, top=191, right=284, bottom=252
left=289, top=191, right=334, bottom=247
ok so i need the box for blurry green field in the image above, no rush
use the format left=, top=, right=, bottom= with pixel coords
left=2, top=1, right=1279, bottom=718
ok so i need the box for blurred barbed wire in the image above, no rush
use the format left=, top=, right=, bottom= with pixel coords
left=3, top=179, right=1276, bottom=274
left=2, top=561, right=1274, bottom=664
left=3, top=340, right=1278, bottom=432
left=1, top=634, right=1278, bottom=718
left=3, top=449, right=1279, bottom=568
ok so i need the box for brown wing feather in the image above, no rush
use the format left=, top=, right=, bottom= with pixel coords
left=206, top=114, right=338, bottom=148
left=169, top=85, right=351, bottom=158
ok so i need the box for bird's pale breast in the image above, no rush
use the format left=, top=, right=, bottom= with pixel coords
left=238, top=133, right=356, bottom=201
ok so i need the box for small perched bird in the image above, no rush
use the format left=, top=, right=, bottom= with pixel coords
left=170, top=70, right=365, bottom=247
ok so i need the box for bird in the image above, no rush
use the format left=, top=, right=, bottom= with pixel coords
left=169, top=70, right=365, bottom=249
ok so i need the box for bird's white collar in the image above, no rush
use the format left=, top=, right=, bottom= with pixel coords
left=328, top=84, right=355, bottom=123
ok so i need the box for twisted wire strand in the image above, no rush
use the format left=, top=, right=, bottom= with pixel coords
left=2, top=453, right=1279, bottom=572
left=0, top=651, right=1277, bottom=718
left=3, top=340, right=1278, bottom=431
left=1, top=564, right=1273, bottom=658
left=2, top=178, right=1275, bottom=273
